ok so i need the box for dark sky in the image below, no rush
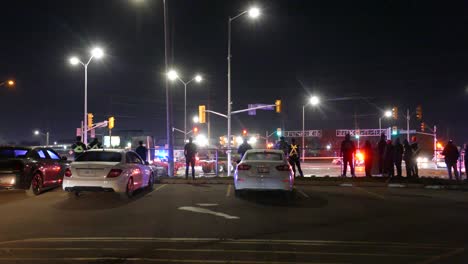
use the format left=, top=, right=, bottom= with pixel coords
left=1, top=0, right=467, bottom=145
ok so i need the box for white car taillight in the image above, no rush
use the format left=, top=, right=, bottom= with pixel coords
left=107, top=169, right=123, bottom=178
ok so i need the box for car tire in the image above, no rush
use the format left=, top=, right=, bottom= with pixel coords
left=147, top=173, right=155, bottom=191
left=26, top=173, right=43, bottom=196
left=120, top=177, right=134, bottom=200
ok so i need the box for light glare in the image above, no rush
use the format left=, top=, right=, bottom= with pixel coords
left=167, top=70, right=178, bottom=81
left=192, top=116, right=199, bottom=123
left=195, top=75, right=203, bottom=83
left=69, top=57, right=80, bottom=65
left=309, top=96, right=320, bottom=106
left=91, top=47, right=104, bottom=59
left=384, top=110, right=392, bottom=118
left=248, top=7, right=260, bottom=18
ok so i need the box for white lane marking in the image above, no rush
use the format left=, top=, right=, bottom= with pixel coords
left=178, top=206, right=239, bottom=219
left=388, top=183, right=406, bottom=188
left=297, top=189, right=309, bottom=198
left=226, top=184, right=231, bottom=197
left=196, top=203, right=218, bottom=207
left=155, top=184, right=167, bottom=191
left=353, top=187, right=385, bottom=200
left=417, top=247, right=465, bottom=264
left=339, top=183, right=353, bottom=187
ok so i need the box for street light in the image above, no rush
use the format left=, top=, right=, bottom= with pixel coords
left=68, top=46, right=104, bottom=145
left=302, top=95, right=320, bottom=162
left=0, top=79, right=15, bottom=88
left=226, top=6, right=261, bottom=176
left=167, top=70, right=203, bottom=142
left=193, top=116, right=199, bottom=123
left=379, top=110, right=392, bottom=130
left=33, top=130, right=49, bottom=146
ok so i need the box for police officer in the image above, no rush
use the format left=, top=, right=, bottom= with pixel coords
left=88, top=138, right=102, bottom=150
left=384, top=140, right=395, bottom=177
left=442, top=140, right=460, bottom=180
left=403, top=139, right=413, bottom=178
left=340, top=134, right=356, bottom=177
left=288, top=138, right=304, bottom=178
left=411, top=136, right=420, bottom=177
left=394, top=138, right=403, bottom=177
left=71, top=136, right=87, bottom=159
left=464, top=143, right=468, bottom=180
left=136, top=141, right=148, bottom=162
left=276, top=136, right=289, bottom=157
left=184, top=137, right=198, bottom=180
left=237, top=138, right=252, bottom=160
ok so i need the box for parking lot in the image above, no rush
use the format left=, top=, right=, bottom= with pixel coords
left=0, top=183, right=467, bottom=263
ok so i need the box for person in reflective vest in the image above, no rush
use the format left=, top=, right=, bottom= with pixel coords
left=88, top=138, right=102, bottom=150
left=71, top=136, right=87, bottom=159
left=288, top=138, right=304, bottom=178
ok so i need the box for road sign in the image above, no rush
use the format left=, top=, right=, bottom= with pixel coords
left=283, top=130, right=322, bottom=137
left=248, top=104, right=275, bottom=115
left=76, top=128, right=82, bottom=137
left=336, top=129, right=388, bottom=137
left=399, top=129, right=416, bottom=134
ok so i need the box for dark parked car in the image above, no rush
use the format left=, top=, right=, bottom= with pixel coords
left=0, top=146, right=71, bottom=195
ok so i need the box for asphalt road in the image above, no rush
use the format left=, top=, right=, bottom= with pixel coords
left=0, top=184, right=467, bottom=263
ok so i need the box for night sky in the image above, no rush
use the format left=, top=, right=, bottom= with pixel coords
left=1, top=0, right=467, bottom=145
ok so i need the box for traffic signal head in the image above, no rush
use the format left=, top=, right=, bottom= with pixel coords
left=392, top=126, right=398, bottom=135
left=87, top=113, right=94, bottom=128
left=198, top=105, right=206, bottom=124
left=276, top=128, right=282, bottom=137
left=392, top=107, right=398, bottom=120
left=108, top=116, right=115, bottom=129
left=420, top=122, right=425, bottom=132
left=242, top=129, right=248, bottom=136
left=275, top=100, right=281, bottom=113
left=416, top=105, right=422, bottom=120
left=193, top=126, right=199, bottom=135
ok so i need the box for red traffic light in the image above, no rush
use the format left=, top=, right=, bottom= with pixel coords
left=193, top=126, right=199, bottom=135
left=242, top=129, right=248, bottom=136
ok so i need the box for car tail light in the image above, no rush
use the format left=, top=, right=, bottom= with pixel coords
left=107, top=169, right=123, bottom=178
left=237, top=164, right=251, bottom=170
left=64, top=168, right=72, bottom=177
left=276, top=164, right=290, bottom=171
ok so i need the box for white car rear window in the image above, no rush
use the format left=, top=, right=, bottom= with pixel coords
left=244, top=152, right=282, bottom=161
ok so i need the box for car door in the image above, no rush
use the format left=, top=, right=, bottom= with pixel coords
left=126, top=152, right=145, bottom=189
left=33, top=149, right=56, bottom=187
left=46, top=149, right=65, bottom=185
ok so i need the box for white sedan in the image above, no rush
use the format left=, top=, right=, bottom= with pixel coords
left=234, top=149, right=294, bottom=196
left=63, top=149, right=155, bottom=199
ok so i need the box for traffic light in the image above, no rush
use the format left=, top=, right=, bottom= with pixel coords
left=242, top=129, right=248, bottom=136
left=87, top=113, right=94, bottom=128
left=276, top=128, right=282, bottom=137
left=416, top=105, right=422, bottom=120
left=193, top=126, right=199, bottom=135
left=420, top=122, right=425, bottom=132
left=108, top=116, right=115, bottom=129
left=392, top=126, right=398, bottom=135
left=198, top=105, right=206, bottom=124
left=392, top=107, right=398, bottom=120
left=275, top=100, right=281, bottom=113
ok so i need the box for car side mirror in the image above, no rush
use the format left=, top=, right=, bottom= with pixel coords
left=61, top=156, right=68, bottom=161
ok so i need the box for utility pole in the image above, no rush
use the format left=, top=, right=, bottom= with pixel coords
left=406, top=108, right=410, bottom=142
left=164, top=0, right=174, bottom=177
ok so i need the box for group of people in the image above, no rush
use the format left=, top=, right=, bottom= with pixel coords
left=71, top=136, right=103, bottom=158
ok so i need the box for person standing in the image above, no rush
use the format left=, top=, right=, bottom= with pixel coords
left=384, top=140, right=395, bottom=177
left=442, top=140, right=460, bottom=180
left=464, top=143, right=468, bottom=180
left=362, top=140, right=373, bottom=177
left=340, top=134, right=356, bottom=177
left=237, top=138, right=252, bottom=160
left=184, top=137, right=198, bottom=180
left=71, top=136, right=87, bottom=159
left=403, top=139, right=413, bottom=178
left=135, top=141, right=148, bottom=162
left=276, top=136, right=289, bottom=157
left=288, top=138, right=304, bottom=178
left=411, top=136, right=420, bottom=177
left=88, top=138, right=102, bottom=150
left=377, top=134, right=387, bottom=175
left=394, top=138, right=403, bottom=177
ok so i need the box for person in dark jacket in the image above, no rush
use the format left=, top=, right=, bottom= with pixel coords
left=237, top=138, right=252, bottom=160
left=184, top=137, right=198, bottom=180
left=288, top=138, right=304, bottom=178
left=363, top=140, right=373, bottom=177
left=377, top=134, right=387, bottom=175
left=464, top=143, right=468, bottom=180
left=442, top=140, right=460, bottom=180
left=135, top=141, right=148, bottom=162
left=384, top=140, right=394, bottom=177
left=71, top=136, right=87, bottom=159
left=411, top=136, right=420, bottom=177
left=393, top=138, right=404, bottom=177
left=340, top=134, right=356, bottom=177
left=88, top=138, right=102, bottom=150
left=403, top=139, right=413, bottom=178
left=276, top=136, right=289, bottom=157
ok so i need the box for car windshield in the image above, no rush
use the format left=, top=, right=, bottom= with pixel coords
left=244, top=152, right=283, bottom=161
left=74, top=151, right=122, bottom=162
left=0, top=148, right=29, bottom=159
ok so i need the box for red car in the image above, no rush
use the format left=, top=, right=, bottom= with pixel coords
left=0, top=146, right=70, bottom=195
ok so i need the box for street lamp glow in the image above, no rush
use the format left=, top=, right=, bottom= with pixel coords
left=192, top=116, right=199, bottom=123
left=384, top=110, right=392, bottom=118
left=248, top=7, right=260, bottom=18
left=91, top=47, right=104, bottom=59
left=167, top=70, right=178, bottom=81
left=69, top=57, right=80, bottom=65
left=34, top=130, right=39, bottom=135
left=7, top=80, right=14, bottom=86
left=309, top=96, right=320, bottom=106
left=194, top=75, right=203, bottom=83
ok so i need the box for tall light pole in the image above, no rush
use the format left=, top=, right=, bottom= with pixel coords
left=69, top=47, right=104, bottom=145
left=302, top=96, right=320, bottom=162
left=34, top=130, right=49, bottom=146
left=167, top=70, right=202, bottom=142
left=379, top=110, right=392, bottom=130
left=227, top=6, right=260, bottom=176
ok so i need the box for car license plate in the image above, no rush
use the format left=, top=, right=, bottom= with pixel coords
left=79, top=169, right=95, bottom=177
left=257, top=167, right=269, bottom=174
